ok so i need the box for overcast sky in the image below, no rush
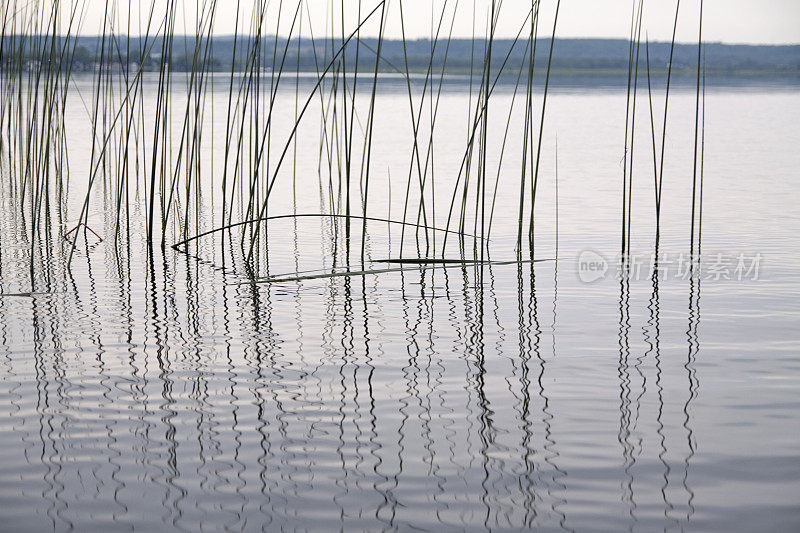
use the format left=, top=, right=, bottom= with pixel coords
left=44, top=0, right=800, bottom=44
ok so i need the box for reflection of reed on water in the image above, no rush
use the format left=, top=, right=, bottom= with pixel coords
left=0, top=214, right=714, bottom=530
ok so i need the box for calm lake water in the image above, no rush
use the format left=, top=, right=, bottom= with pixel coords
left=1, top=74, right=799, bottom=531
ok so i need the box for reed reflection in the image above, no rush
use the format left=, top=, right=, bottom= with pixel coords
left=610, top=254, right=704, bottom=530
left=617, top=262, right=636, bottom=521
left=0, top=208, right=716, bottom=531
left=683, top=267, right=701, bottom=525
left=647, top=263, right=675, bottom=526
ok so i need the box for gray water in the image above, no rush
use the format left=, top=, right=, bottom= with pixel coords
left=1, top=77, right=799, bottom=531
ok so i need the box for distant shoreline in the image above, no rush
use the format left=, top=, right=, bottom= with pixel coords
left=4, top=36, right=798, bottom=78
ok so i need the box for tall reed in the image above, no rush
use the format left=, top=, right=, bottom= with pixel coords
left=0, top=0, right=711, bottom=283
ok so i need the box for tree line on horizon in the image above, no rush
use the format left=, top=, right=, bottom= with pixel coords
left=3, top=35, right=799, bottom=75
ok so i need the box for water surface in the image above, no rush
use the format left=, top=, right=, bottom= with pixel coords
left=1, top=76, right=799, bottom=531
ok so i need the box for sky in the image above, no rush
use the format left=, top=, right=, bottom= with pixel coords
left=27, top=0, right=800, bottom=45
